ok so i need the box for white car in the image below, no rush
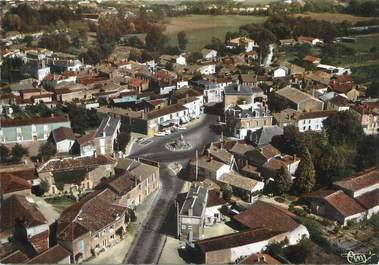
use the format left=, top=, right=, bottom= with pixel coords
left=155, top=130, right=171, bottom=137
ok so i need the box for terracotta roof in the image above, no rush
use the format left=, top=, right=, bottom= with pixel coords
left=355, top=189, right=379, bottom=210
left=333, top=168, right=379, bottom=193
left=0, top=167, right=37, bottom=181
left=52, top=127, right=75, bottom=142
left=324, top=190, right=365, bottom=217
left=233, top=201, right=299, bottom=232
left=330, top=83, right=356, bottom=94
left=57, top=189, right=126, bottom=241
left=260, top=144, right=281, bottom=159
left=108, top=172, right=135, bottom=196
left=196, top=228, right=280, bottom=253
left=303, top=55, right=320, bottom=63
left=1, top=116, right=69, bottom=127
left=27, top=244, right=71, bottom=264
left=208, top=144, right=233, bottom=164
left=38, top=155, right=115, bottom=173
left=146, top=104, right=187, bottom=120
left=0, top=250, right=29, bottom=264
left=230, top=142, right=255, bottom=156
left=240, top=253, right=281, bottom=264
left=29, top=230, right=49, bottom=254
left=76, top=132, right=95, bottom=145
left=297, top=110, right=336, bottom=120
left=206, top=189, right=226, bottom=207
left=1, top=195, right=47, bottom=231
left=1, top=173, right=31, bottom=194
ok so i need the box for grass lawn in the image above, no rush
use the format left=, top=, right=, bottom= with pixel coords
left=293, top=12, right=378, bottom=23
left=342, top=33, right=379, bottom=53
left=163, top=15, right=267, bottom=52
left=45, top=196, right=76, bottom=213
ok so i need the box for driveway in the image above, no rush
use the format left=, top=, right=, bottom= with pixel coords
left=124, top=114, right=219, bottom=264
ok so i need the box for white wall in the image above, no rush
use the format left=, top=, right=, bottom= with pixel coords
left=230, top=239, right=269, bottom=262
left=273, top=68, right=287, bottom=78
left=286, top=224, right=309, bottom=245
left=216, top=165, right=231, bottom=180
left=56, top=139, right=75, bottom=153
left=297, top=117, right=328, bottom=132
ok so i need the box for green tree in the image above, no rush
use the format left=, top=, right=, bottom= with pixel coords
left=38, top=142, right=56, bottom=161
left=366, top=81, right=379, bottom=98
left=355, top=135, right=379, bottom=171
left=145, top=27, right=168, bottom=52
left=39, top=179, right=49, bottom=195
left=316, top=145, right=351, bottom=185
left=293, top=148, right=316, bottom=194
left=323, top=111, right=364, bottom=146
left=275, top=166, right=292, bottom=195
left=114, top=132, right=130, bottom=152
left=10, top=144, right=29, bottom=162
left=0, top=145, right=10, bottom=163
left=284, top=237, right=312, bottom=263
left=177, top=31, right=188, bottom=51
left=221, top=184, right=233, bottom=203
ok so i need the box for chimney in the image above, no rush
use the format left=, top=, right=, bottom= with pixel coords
left=94, top=150, right=97, bottom=158
left=188, top=207, right=193, bottom=216
left=293, top=154, right=297, bottom=161
left=219, top=191, right=223, bottom=199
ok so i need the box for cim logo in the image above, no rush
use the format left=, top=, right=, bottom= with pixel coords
left=341, top=250, right=378, bottom=264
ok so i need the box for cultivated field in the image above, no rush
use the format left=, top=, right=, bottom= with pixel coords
left=163, top=15, right=267, bottom=51
left=343, top=33, right=379, bottom=52
left=294, top=12, right=378, bottom=23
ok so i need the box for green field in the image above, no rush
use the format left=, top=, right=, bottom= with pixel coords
left=163, top=15, right=267, bottom=52
left=343, top=33, right=379, bottom=53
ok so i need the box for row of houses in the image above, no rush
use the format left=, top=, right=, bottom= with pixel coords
left=0, top=157, right=160, bottom=263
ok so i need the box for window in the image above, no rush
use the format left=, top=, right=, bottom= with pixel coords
left=77, top=240, right=85, bottom=253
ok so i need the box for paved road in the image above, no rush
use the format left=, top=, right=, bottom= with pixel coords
left=123, top=114, right=219, bottom=264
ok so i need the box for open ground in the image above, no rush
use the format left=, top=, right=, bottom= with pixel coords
left=162, top=15, right=267, bottom=51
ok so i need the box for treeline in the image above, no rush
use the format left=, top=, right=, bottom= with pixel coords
left=346, top=0, right=379, bottom=17
left=271, top=111, right=379, bottom=190
left=2, top=4, right=80, bottom=33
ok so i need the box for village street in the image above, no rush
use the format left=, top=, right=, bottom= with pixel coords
left=123, top=113, right=219, bottom=263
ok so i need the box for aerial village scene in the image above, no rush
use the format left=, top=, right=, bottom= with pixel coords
left=0, top=0, right=378, bottom=264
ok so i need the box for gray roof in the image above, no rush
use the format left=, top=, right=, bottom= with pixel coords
left=251, top=126, right=283, bottom=146
left=224, top=84, right=252, bottom=96
left=95, top=116, right=120, bottom=138
left=180, top=184, right=208, bottom=217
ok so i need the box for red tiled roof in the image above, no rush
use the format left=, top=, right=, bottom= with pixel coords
left=0, top=250, right=29, bottom=264
left=355, top=189, right=379, bottom=210
left=1, top=173, right=31, bottom=194
left=330, top=83, right=356, bottom=94
left=233, top=201, right=299, bottom=232
left=206, top=189, right=226, bottom=207
left=57, top=189, right=126, bottom=241
left=29, top=230, right=49, bottom=254
left=303, top=55, right=320, bottom=63
left=333, top=168, right=379, bottom=193
left=52, top=127, right=75, bottom=142
left=1, top=195, right=47, bottom=231
left=76, top=132, right=95, bottom=145
left=27, top=244, right=71, bottom=264
left=240, top=253, right=281, bottom=264
left=146, top=104, right=187, bottom=120
left=1, top=116, right=69, bottom=127
left=325, top=190, right=365, bottom=217
left=196, top=228, right=281, bottom=253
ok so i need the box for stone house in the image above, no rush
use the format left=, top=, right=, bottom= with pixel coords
left=0, top=116, right=71, bottom=144
left=275, top=86, right=324, bottom=112
left=177, top=183, right=208, bottom=243
left=1, top=195, right=49, bottom=255
left=50, top=127, right=76, bottom=153
left=56, top=189, right=128, bottom=263
left=109, top=158, right=160, bottom=209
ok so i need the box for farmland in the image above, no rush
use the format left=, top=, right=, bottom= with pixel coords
left=342, top=33, right=379, bottom=53
left=293, top=12, right=378, bottom=23
left=162, top=15, right=267, bottom=51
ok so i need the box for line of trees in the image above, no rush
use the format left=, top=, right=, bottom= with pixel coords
left=272, top=111, right=379, bottom=195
